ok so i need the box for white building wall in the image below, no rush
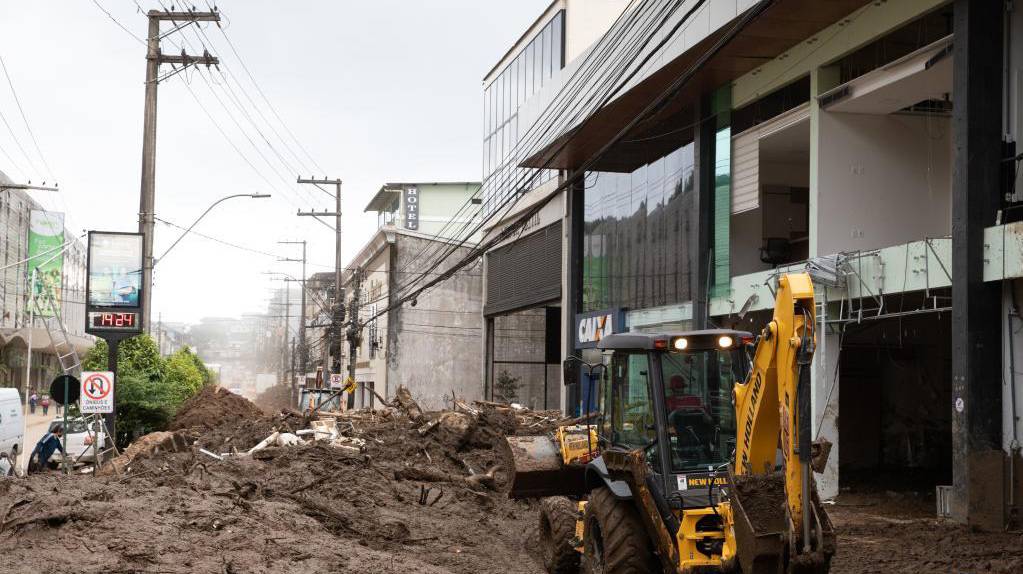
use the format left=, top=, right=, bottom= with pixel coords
left=817, top=112, right=952, bottom=256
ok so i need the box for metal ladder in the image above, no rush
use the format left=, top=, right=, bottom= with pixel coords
left=79, top=413, right=120, bottom=474
left=33, top=283, right=81, bottom=376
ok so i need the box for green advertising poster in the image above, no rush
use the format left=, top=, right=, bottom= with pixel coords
left=28, top=210, right=64, bottom=317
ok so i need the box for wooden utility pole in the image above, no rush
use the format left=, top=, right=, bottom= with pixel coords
left=345, top=267, right=364, bottom=409
left=297, top=177, right=344, bottom=377
left=139, top=9, right=220, bottom=333
left=278, top=240, right=308, bottom=393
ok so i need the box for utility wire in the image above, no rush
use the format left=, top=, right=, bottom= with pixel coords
left=370, top=0, right=769, bottom=325
left=0, top=52, right=55, bottom=178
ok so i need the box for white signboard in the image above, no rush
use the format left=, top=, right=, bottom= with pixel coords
left=81, top=371, right=114, bottom=414
left=329, top=374, right=344, bottom=389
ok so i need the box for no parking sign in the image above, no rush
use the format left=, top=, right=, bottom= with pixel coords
left=81, top=371, right=114, bottom=414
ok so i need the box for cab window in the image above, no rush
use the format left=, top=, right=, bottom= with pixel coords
left=609, top=352, right=655, bottom=449
left=661, top=349, right=739, bottom=471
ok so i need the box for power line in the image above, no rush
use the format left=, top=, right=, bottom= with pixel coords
left=371, top=0, right=766, bottom=325
left=391, top=0, right=677, bottom=298
left=0, top=52, right=55, bottom=178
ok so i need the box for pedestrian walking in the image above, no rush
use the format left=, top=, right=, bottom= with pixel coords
left=29, top=392, right=38, bottom=414
left=28, top=426, right=64, bottom=474
left=40, top=395, right=50, bottom=415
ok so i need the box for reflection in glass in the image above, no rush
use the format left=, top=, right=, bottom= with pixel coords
left=583, top=141, right=696, bottom=312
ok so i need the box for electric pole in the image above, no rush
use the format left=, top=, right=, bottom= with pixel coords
left=290, top=336, right=296, bottom=406
left=297, top=177, right=344, bottom=378
left=278, top=240, right=308, bottom=405
left=345, top=267, right=364, bottom=409
left=139, top=9, right=220, bottom=333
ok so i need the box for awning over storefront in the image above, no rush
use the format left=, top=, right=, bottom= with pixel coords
left=0, top=327, right=95, bottom=355
left=520, top=0, right=869, bottom=173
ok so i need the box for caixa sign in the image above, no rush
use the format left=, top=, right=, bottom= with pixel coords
left=576, top=309, right=625, bottom=349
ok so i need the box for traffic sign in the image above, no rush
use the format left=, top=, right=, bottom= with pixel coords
left=81, top=371, right=114, bottom=414
left=329, top=373, right=343, bottom=389
left=343, top=376, right=357, bottom=395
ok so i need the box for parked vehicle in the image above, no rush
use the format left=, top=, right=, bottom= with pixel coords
left=48, top=416, right=106, bottom=464
left=0, top=389, right=23, bottom=465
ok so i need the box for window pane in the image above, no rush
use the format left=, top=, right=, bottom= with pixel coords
left=611, top=352, right=655, bottom=449
left=662, top=350, right=738, bottom=471
left=543, top=23, right=553, bottom=80
left=524, top=43, right=534, bottom=98
left=552, top=11, right=564, bottom=69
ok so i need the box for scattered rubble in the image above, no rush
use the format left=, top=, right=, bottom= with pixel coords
left=3, top=386, right=1019, bottom=573
left=0, top=386, right=563, bottom=573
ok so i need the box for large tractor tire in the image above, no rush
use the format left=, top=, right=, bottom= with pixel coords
left=582, top=487, right=659, bottom=574
left=539, top=496, right=581, bottom=573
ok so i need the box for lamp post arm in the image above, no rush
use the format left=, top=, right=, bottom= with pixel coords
left=156, top=194, right=263, bottom=264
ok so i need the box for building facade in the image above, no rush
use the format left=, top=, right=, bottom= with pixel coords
left=0, top=170, right=90, bottom=393
left=482, top=0, right=1023, bottom=529
left=342, top=182, right=483, bottom=410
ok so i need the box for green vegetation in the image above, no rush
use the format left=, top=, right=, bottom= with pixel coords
left=82, top=335, right=211, bottom=445
left=494, top=369, right=521, bottom=403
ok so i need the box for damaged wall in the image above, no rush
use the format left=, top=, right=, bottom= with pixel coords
left=387, top=234, right=484, bottom=410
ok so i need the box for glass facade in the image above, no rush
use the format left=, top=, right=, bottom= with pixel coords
left=582, top=142, right=696, bottom=312
left=482, top=10, right=564, bottom=213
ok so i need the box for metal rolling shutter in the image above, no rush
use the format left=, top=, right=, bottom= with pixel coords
left=485, top=222, right=562, bottom=316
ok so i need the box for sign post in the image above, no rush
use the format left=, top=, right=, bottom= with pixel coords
left=85, top=232, right=145, bottom=444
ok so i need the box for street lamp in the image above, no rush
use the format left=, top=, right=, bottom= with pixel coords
left=156, top=193, right=270, bottom=264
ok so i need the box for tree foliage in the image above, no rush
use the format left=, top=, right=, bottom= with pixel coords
left=82, top=335, right=211, bottom=445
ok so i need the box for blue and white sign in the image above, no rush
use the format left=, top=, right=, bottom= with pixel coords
left=575, top=308, right=625, bottom=349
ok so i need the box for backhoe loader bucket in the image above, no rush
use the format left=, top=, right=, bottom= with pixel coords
left=728, top=471, right=835, bottom=573
left=504, top=435, right=586, bottom=499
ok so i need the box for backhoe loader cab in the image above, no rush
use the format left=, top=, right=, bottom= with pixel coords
left=510, top=273, right=835, bottom=574
left=593, top=330, right=752, bottom=508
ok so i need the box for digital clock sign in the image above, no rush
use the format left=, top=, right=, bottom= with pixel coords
left=88, top=312, right=138, bottom=331
left=86, top=231, right=144, bottom=336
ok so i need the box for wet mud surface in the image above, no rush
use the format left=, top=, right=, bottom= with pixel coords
left=0, top=392, right=547, bottom=573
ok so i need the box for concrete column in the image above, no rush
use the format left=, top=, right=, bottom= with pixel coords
left=808, top=65, right=840, bottom=259
left=951, top=0, right=1005, bottom=529
left=1003, top=280, right=1023, bottom=526
left=692, top=98, right=713, bottom=328
left=809, top=65, right=842, bottom=500
left=811, top=294, right=841, bottom=500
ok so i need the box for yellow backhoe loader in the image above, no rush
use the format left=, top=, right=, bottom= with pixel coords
left=506, top=272, right=834, bottom=573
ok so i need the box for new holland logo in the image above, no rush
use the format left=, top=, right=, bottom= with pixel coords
left=578, top=313, right=615, bottom=345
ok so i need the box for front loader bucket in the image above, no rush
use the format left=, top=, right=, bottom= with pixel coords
left=729, top=473, right=786, bottom=574
left=503, top=435, right=585, bottom=499
left=729, top=471, right=835, bottom=574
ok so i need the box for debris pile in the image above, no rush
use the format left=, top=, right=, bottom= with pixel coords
left=0, top=387, right=569, bottom=573
left=169, top=385, right=266, bottom=431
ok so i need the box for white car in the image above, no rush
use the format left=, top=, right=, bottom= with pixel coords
left=47, top=417, right=106, bottom=465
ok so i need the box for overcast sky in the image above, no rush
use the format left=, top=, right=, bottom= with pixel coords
left=0, top=0, right=548, bottom=324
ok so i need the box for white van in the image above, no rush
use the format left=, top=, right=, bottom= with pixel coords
left=0, top=388, right=24, bottom=464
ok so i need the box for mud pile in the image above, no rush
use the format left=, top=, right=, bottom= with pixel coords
left=0, top=395, right=550, bottom=574
left=169, top=385, right=266, bottom=431
left=253, top=383, right=293, bottom=413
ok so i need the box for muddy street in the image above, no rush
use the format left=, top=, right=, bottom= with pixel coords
left=1, top=388, right=1021, bottom=574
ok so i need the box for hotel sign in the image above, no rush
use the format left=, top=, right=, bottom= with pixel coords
left=403, top=186, right=419, bottom=230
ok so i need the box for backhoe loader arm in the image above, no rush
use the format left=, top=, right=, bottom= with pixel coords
left=732, top=273, right=819, bottom=554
